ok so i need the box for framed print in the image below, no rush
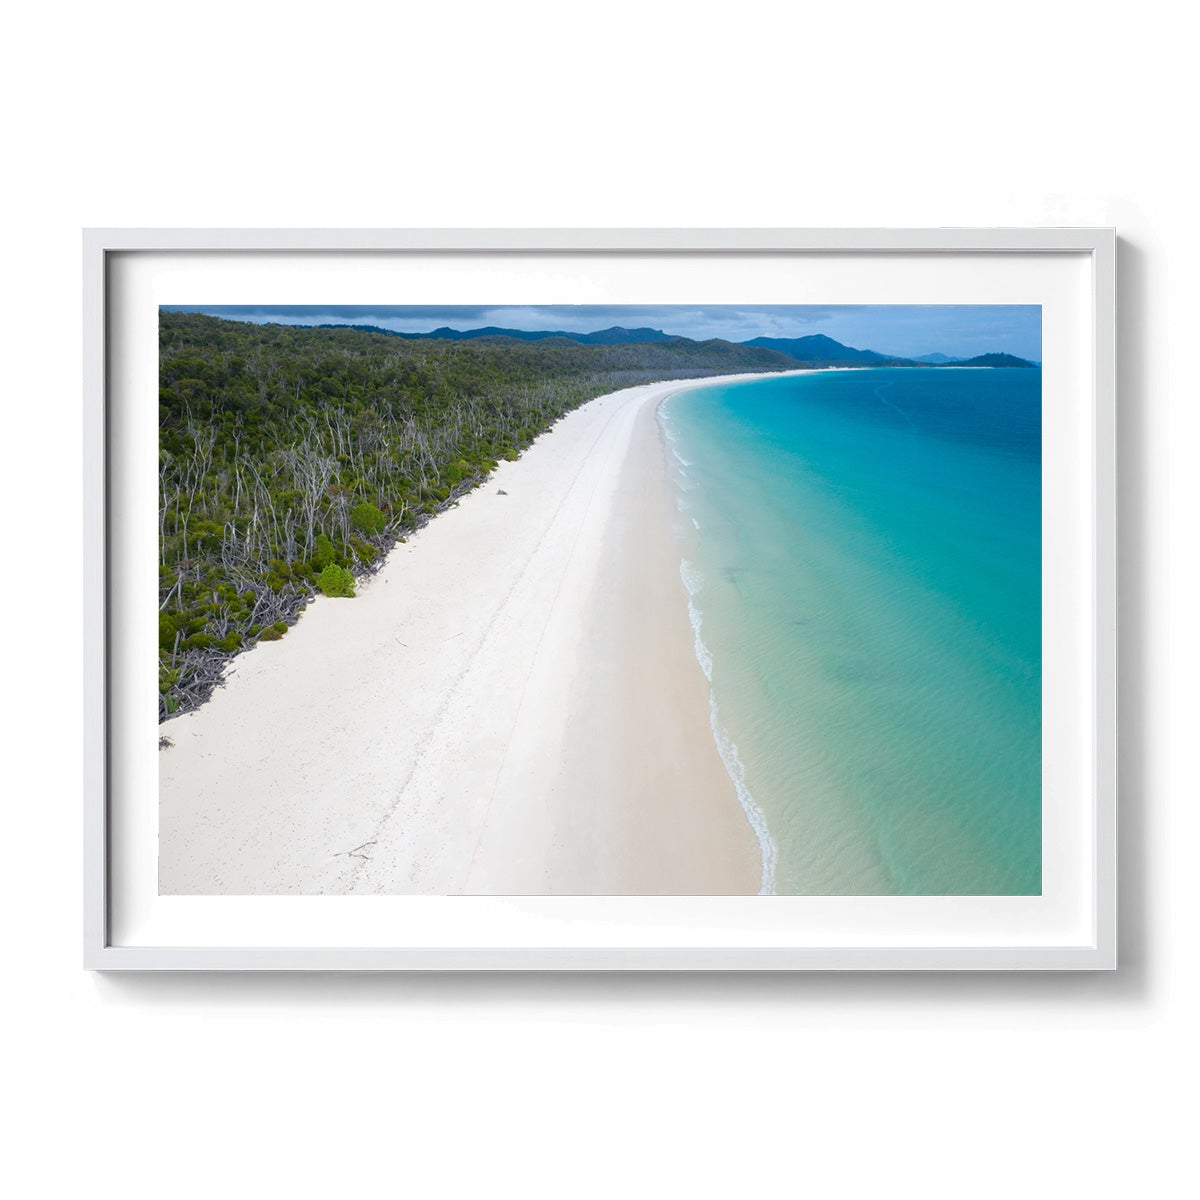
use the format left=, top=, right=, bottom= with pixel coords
left=83, top=228, right=1116, bottom=970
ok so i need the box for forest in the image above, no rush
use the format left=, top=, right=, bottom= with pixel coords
left=158, top=312, right=796, bottom=720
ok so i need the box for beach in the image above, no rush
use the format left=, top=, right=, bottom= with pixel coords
left=159, top=374, right=773, bottom=895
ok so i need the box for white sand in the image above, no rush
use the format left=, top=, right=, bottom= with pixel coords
left=159, top=374, right=776, bottom=895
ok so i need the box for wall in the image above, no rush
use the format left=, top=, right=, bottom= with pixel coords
left=3, top=2, right=1191, bottom=1195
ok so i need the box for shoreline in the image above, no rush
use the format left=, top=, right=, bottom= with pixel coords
left=159, top=371, right=799, bottom=895
left=657, top=397, right=781, bottom=894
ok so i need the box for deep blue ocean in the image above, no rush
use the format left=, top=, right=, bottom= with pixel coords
left=662, top=368, right=1041, bottom=895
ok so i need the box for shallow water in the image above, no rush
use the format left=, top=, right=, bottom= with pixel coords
left=662, top=368, right=1041, bottom=895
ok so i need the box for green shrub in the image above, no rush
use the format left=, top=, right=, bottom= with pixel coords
left=257, top=626, right=282, bottom=642
left=189, top=518, right=224, bottom=548
left=351, top=501, right=385, bottom=535
left=159, top=612, right=182, bottom=651
left=317, top=564, right=355, bottom=598
left=313, top=533, right=337, bottom=570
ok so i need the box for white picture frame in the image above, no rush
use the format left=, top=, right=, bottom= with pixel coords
left=84, top=228, right=1116, bottom=971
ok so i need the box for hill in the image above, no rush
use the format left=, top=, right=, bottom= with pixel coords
left=741, top=334, right=915, bottom=366
left=951, top=352, right=1038, bottom=368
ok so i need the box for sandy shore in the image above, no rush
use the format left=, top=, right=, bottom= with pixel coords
left=159, top=374, right=772, bottom=895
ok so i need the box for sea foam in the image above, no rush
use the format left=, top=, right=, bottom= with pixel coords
left=678, top=560, right=776, bottom=894
left=708, top=691, right=778, bottom=896
left=665, top=394, right=779, bottom=894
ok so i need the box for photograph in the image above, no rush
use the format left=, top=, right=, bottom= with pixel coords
left=155, top=302, right=1042, bottom=898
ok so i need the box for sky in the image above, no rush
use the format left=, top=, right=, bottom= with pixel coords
left=162, top=304, right=1042, bottom=360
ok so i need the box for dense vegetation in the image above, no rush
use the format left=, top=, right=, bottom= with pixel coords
left=158, top=312, right=795, bottom=720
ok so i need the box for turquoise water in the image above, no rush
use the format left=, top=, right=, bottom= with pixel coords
left=662, top=369, right=1041, bottom=895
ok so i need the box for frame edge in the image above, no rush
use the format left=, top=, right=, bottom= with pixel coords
left=83, top=231, right=109, bottom=965
left=84, top=228, right=1118, bottom=972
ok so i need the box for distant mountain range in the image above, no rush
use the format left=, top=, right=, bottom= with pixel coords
left=318, top=323, right=681, bottom=346
left=313, top=322, right=1037, bottom=367
left=395, top=324, right=678, bottom=346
